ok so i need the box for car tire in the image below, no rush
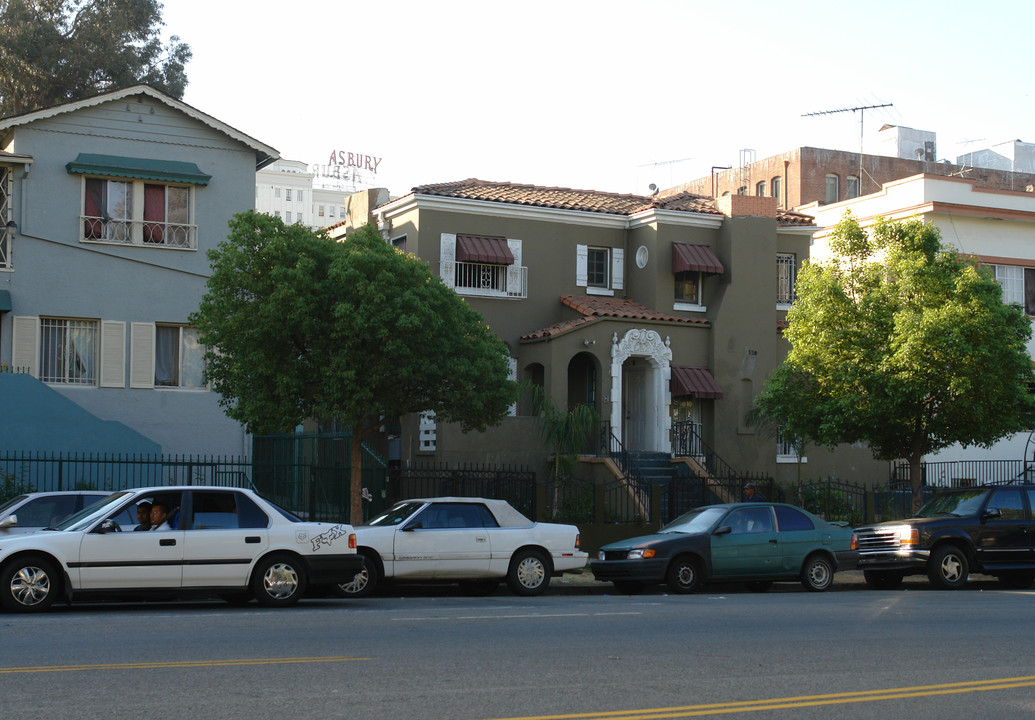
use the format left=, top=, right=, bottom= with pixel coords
left=333, top=553, right=378, bottom=599
left=507, top=549, right=551, bottom=596
left=460, top=580, right=500, bottom=596
left=0, top=555, right=59, bottom=613
left=665, top=555, right=703, bottom=594
left=250, top=553, right=307, bottom=607
left=927, top=545, right=969, bottom=590
left=744, top=580, right=774, bottom=593
left=863, top=570, right=905, bottom=590
left=998, top=572, right=1035, bottom=590
left=801, top=554, right=834, bottom=592
left=612, top=581, right=645, bottom=594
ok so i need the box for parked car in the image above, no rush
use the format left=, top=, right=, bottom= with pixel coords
left=855, top=484, right=1035, bottom=590
left=336, top=497, right=588, bottom=597
left=591, top=502, right=857, bottom=593
left=0, top=486, right=362, bottom=612
left=0, top=491, right=112, bottom=534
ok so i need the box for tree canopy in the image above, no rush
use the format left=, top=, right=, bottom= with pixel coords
left=191, top=213, right=517, bottom=522
left=754, top=212, right=1035, bottom=510
left=0, top=0, right=191, bottom=116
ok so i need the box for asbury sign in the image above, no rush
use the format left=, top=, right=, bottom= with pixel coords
left=320, top=150, right=382, bottom=174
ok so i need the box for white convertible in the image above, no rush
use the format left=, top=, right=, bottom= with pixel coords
left=337, top=497, right=588, bottom=597
left=0, top=486, right=362, bottom=612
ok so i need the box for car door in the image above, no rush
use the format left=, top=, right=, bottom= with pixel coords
left=773, top=505, right=821, bottom=573
left=392, top=502, right=492, bottom=579
left=974, top=488, right=1029, bottom=567
left=77, top=493, right=185, bottom=590
left=181, top=490, right=270, bottom=588
left=710, top=506, right=780, bottom=578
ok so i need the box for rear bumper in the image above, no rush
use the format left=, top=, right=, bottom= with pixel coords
left=305, top=554, right=365, bottom=585
left=553, top=552, right=589, bottom=574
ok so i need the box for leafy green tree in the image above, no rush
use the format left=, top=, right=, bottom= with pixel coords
left=191, top=214, right=517, bottom=523
left=757, top=212, right=1035, bottom=511
left=523, top=382, right=599, bottom=481
left=0, top=0, right=191, bottom=116
left=749, top=364, right=819, bottom=484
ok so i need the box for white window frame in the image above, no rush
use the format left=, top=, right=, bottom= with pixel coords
left=776, top=426, right=807, bottom=463
left=992, top=264, right=1024, bottom=307
left=771, top=177, right=782, bottom=206
left=81, top=177, right=195, bottom=249
left=576, top=244, right=623, bottom=296
left=824, top=174, right=839, bottom=204
left=755, top=181, right=766, bottom=197
left=38, top=317, right=100, bottom=386
left=439, top=233, right=527, bottom=299
left=154, top=324, right=206, bottom=389
left=673, top=270, right=705, bottom=312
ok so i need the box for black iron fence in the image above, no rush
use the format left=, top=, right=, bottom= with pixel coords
left=891, top=460, right=1028, bottom=488
left=388, top=463, right=537, bottom=520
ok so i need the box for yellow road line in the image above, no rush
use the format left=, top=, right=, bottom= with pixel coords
left=485, top=676, right=1035, bottom=719
left=0, top=656, right=370, bottom=674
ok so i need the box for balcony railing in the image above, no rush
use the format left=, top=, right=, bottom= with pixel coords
left=452, top=261, right=527, bottom=299
left=80, top=216, right=197, bottom=250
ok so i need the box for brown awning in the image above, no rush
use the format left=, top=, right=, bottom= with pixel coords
left=456, top=234, right=515, bottom=265
left=672, top=243, right=723, bottom=275
left=670, top=365, right=724, bottom=399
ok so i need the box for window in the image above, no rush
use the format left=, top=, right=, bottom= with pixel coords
left=576, top=244, right=623, bottom=295
left=727, top=507, right=773, bottom=534
left=274, top=188, right=281, bottom=198
left=737, top=186, right=747, bottom=195
left=991, top=265, right=1024, bottom=306
left=392, top=235, right=407, bottom=252
left=771, top=177, right=782, bottom=206
left=155, top=325, right=205, bottom=388
left=318, top=205, right=325, bottom=217
left=441, top=233, right=526, bottom=299
left=587, top=248, right=609, bottom=288
left=846, top=175, right=860, bottom=199
left=83, top=178, right=193, bottom=248
left=419, top=411, right=437, bottom=452
left=674, top=271, right=702, bottom=304
left=824, top=174, right=839, bottom=204
left=756, top=181, right=766, bottom=196
left=297, top=190, right=303, bottom=203
left=777, top=253, right=796, bottom=305
left=84, top=178, right=132, bottom=242
left=775, top=506, right=814, bottom=531
left=285, top=211, right=292, bottom=223
left=285, top=189, right=292, bottom=202
left=1, top=166, right=11, bottom=269
left=776, top=425, right=806, bottom=462
left=988, top=489, right=1025, bottom=521
left=328, top=206, right=335, bottom=218
left=40, top=318, right=98, bottom=385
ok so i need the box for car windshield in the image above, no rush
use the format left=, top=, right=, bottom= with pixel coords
left=0, top=494, right=29, bottom=516
left=365, top=501, right=423, bottom=526
left=915, top=490, right=990, bottom=518
left=660, top=506, right=727, bottom=534
left=53, top=492, right=131, bottom=531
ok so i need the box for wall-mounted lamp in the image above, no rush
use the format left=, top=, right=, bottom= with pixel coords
left=582, top=339, right=596, bottom=346
left=4, top=220, right=16, bottom=238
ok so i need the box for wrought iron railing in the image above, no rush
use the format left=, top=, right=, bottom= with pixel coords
left=80, top=216, right=197, bottom=249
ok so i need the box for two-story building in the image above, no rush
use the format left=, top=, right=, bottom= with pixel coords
left=0, top=85, right=278, bottom=456
left=332, top=179, right=882, bottom=486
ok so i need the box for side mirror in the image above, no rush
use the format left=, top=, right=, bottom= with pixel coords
left=982, top=508, right=1002, bottom=522
left=713, top=525, right=732, bottom=536
left=0, top=514, right=18, bottom=530
left=97, top=519, right=120, bottom=534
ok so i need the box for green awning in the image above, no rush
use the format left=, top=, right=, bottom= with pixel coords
left=66, top=154, right=211, bottom=186
left=0, top=290, right=11, bottom=313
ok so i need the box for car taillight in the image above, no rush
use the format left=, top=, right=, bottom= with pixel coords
left=575, top=533, right=581, bottom=550
left=349, top=533, right=357, bottom=549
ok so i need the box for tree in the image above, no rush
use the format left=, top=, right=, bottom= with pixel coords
left=191, top=213, right=517, bottom=523
left=0, top=0, right=191, bottom=116
left=755, top=212, right=1035, bottom=511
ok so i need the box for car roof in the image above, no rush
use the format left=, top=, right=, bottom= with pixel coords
left=402, top=497, right=533, bottom=527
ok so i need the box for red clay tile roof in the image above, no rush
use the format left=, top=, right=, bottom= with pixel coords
left=777, top=208, right=815, bottom=226
left=520, top=295, right=709, bottom=342
left=412, top=178, right=724, bottom=217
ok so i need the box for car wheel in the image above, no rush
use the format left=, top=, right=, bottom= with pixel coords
left=507, top=549, right=551, bottom=596
left=250, top=554, right=307, bottom=607
left=333, top=553, right=378, bottom=599
left=744, top=580, right=773, bottom=593
left=998, top=572, right=1035, bottom=590
left=0, top=555, right=59, bottom=613
left=612, top=581, right=645, bottom=594
left=460, top=580, right=500, bottom=596
left=927, top=545, right=968, bottom=590
left=801, top=555, right=834, bottom=592
left=665, top=555, right=703, bottom=594
left=863, top=570, right=905, bottom=590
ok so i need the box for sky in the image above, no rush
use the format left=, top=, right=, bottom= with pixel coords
left=161, top=0, right=1035, bottom=198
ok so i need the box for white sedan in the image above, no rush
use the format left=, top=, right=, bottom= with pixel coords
left=337, top=497, right=588, bottom=597
left=0, top=486, right=362, bottom=612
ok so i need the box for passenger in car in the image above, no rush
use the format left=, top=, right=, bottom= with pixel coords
left=149, top=500, right=173, bottom=531
left=134, top=502, right=152, bottom=531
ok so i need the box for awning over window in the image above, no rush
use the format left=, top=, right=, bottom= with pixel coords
left=456, top=234, right=514, bottom=265
left=670, top=365, right=723, bottom=399
left=66, top=154, right=211, bottom=186
left=0, top=290, right=10, bottom=313
left=672, top=243, right=723, bottom=275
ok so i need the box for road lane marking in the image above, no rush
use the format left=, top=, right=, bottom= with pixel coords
left=0, top=656, right=370, bottom=674
left=392, top=612, right=642, bottom=621
left=484, top=675, right=1035, bottom=719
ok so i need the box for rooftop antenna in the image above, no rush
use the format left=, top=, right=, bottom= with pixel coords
left=638, top=157, right=695, bottom=190
left=803, top=102, right=893, bottom=195
left=955, top=137, right=985, bottom=176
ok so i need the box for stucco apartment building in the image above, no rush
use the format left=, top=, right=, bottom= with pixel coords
left=332, top=180, right=883, bottom=486
left=0, top=86, right=278, bottom=456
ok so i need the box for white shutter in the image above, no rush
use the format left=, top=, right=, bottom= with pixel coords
left=576, top=244, right=588, bottom=287
left=11, top=315, right=39, bottom=377
left=612, top=248, right=625, bottom=290
left=508, top=357, right=518, bottom=416
left=440, top=233, right=456, bottom=289
left=506, top=238, right=523, bottom=297
left=99, top=321, right=126, bottom=387
left=130, top=322, right=155, bottom=389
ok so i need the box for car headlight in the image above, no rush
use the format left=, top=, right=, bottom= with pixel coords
left=627, top=548, right=656, bottom=559
left=889, top=525, right=919, bottom=546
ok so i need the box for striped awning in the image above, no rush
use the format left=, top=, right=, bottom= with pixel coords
left=456, top=234, right=514, bottom=265
left=672, top=243, right=724, bottom=275
left=670, top=365, right=723, bottom=399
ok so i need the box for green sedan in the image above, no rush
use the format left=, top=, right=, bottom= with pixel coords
left=591, top=502, right=858, bottom=594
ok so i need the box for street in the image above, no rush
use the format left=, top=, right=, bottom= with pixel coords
left=1, top=578, right=1033, bottom=719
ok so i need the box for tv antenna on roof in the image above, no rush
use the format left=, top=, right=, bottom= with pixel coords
left=802, top=102, right=894, bottom=154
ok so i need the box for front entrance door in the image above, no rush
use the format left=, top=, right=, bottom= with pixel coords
left=623, top=362, right=647, bottom=450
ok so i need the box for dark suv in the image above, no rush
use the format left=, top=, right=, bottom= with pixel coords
left=854, top=485, right=1035, bottom=590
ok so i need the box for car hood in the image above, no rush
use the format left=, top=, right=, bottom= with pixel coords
left=861, top=516, right=972, bottom=531
left=600, top=531, right=697, bottom=551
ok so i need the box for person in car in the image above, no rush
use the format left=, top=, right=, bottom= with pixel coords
left=149, top=500, right=172, bottom=531
left=134, top=502, right=152, bottom=531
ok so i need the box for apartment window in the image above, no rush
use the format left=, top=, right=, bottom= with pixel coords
left=274, top=210, right=281, bottom=218
left=1, top=166, right=11, bottom=269
left=40, top=318, right=98, bottom=385
left=674, top=271, right=702, bottom=304
left=846, top=176, right=860, bottom=199
left=286, top=211, right=292, bottom=223
left=274, top=188, right=281, bottom=198
left=777, top=253, right=796, bottom=305
left=297, top=190, right=304, bottom=203
left=328, top=207, right=335, bottom=218
left=392, top=235, right=407, bottom=252
left=82, top=177, right=193, bottom=248
left=989, top=264, right=1035, bottom=314
left=155, top=325, right=205, bottom=388
left=777, top=426, right=806, bottom=463
left=84, top=178, right=132, bottom=242
left=318, top=205, right=325, bottom=217
left=824, top=175, right=839, bottom=204
left=755, top=181, right=766, bottom=197
left=576, top=244, right=624, bottom=295
left=771, top=177, right=782, bottom=207
left=285, top=189, right=292, bottom=202
left=440, top=233, right=526, bottom=298
left=587, top=247, right=609, bottom=288
left=737, top=186, right=747, bottom=195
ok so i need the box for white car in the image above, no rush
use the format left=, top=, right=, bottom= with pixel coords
left=337, top=497, right=588, bottom=597
left=0, top=486, right=362, bottom=612
left=0, top=491, right=112, bottom=534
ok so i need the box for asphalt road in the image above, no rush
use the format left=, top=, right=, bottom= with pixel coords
left=2, top=577, right=1034, bottom=720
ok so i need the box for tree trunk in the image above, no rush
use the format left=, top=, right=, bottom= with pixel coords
left=909, top=449, right=924, bottom=515
left=350, top=429, right=364, bottom=525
